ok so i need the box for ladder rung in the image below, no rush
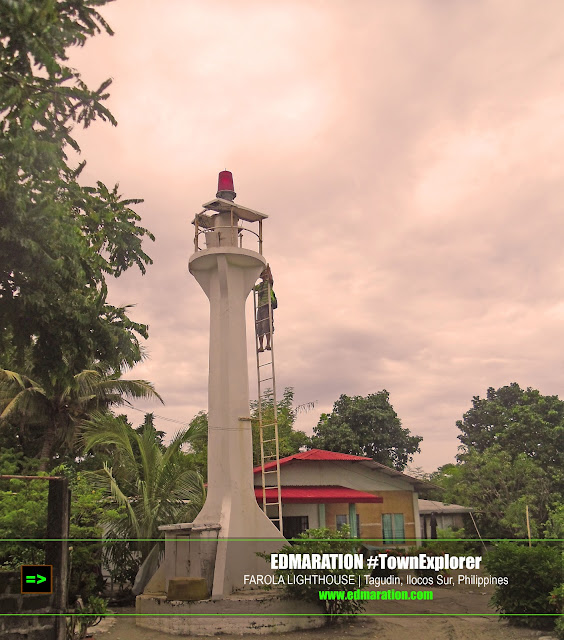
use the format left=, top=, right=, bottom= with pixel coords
left=262, top=438, right=277, bottom=444
left=263, top=454, right=278, bottom=460
left=260, top=422, right=277, bottom=428
left=258, top=362, right=273, bottom=367
left=259, top=377, right=273, bottom=383
left=263, top=469, right=278, bottom=474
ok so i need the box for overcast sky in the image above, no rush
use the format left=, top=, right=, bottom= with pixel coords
left=69, top=0, right=564, bottom=472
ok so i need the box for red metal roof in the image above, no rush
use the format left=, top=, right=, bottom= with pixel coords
left=254, top=485, right=383, bottom=504
left=253, top=449, right=372, bottom=474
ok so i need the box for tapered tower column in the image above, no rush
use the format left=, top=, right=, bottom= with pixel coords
left=189, top=246, right=265, bottom=520
left=187, top=172, right=285, bottom=598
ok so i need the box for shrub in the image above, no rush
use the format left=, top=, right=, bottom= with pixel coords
left=422, top=527, right=481, bottom=556
left=0, top=464, right=48, bottom=568
left=102, top=539, right=140, bottom=601
left=66, top=472, right=107, bottom=603
left=550, top=584, right=564, bottom=640
left=545, top=505, right=564, bottom=539
left=484, top=542, right=562, bottom=629
left=260, top=526, right=365, bottom=621
left=66, top=595, right=108, bottom=640
left=555, top=616, right=564, bottom=640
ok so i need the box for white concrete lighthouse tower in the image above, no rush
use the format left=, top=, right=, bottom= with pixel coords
left=158, top=172, right=285, bottom=601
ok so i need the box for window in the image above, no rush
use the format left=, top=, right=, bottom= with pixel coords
left=282, top=516, right=309, bottom=539
left=382, top=513, right=405, bottom=543
left=336, top=514, right=361, bottom=536
left=442, top=515, right=455, bottom=528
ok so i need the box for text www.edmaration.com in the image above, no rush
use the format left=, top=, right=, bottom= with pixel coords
left=319, top=589, right=434, bottom=601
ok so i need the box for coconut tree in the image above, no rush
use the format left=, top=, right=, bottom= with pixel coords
left=82, top=413, right=206, bottom=570
left=0, top=365, right=163, bottom=470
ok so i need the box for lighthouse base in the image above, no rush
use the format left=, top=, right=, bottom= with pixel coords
left=135, top=589, right=326, bottom=636
left=156, top=518, right=285, bottom=600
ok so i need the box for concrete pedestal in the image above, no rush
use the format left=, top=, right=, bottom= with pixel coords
left=136, top=590, right=326, bottom=635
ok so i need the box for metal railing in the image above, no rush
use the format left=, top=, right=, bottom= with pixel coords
left=193, top=211, right=263, bottom=254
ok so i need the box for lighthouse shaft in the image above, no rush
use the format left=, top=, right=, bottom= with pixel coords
left=189, top=247, right=265, bottom=520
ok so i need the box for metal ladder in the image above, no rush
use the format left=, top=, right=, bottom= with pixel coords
left=253, top=278, right=283, bottom=536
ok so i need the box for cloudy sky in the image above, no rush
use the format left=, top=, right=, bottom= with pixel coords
left=69, top=0, right=564, bottom=472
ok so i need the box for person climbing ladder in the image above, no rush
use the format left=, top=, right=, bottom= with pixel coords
left=254, top=265, right=277, bottom=352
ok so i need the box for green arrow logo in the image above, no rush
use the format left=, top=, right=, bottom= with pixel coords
left=25, top=575, right=47, bottom=584
left=37, top=575, right=46, bottom=584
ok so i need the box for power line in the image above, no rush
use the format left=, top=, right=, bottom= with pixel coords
left=127, top=407, right=252, bottom=432
left=127, top=406, right=193, bottom=427
left=127, top=398, right=318, bottom=431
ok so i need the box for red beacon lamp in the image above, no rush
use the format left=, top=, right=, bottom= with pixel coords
left=216, top=170, right=236, bottom=201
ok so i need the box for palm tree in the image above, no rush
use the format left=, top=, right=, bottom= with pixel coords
left=82, top=413, right=206, bottom=564
left=0, top=366, right=163, bottom=470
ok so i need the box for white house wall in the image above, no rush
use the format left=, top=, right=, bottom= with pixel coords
left=280, top=503, right=319, bottom=529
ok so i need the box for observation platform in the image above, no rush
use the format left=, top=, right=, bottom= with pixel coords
left=192, top=197, right=268, bottom=254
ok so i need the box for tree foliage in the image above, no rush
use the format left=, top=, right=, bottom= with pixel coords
left=186, top=410, right=210, bottom=478
left=0, top=365, right=163, bottom=469
left=311, top=391, right=422, bottom=471
left=82, top=413, right=206, bottom=564
left=431, top=447, right=554, bottom=538
left=456, top=383, right=564, bottom=480
left=433, top=383, right=564, bottom=539
left=250, top=387, right=311, bottom=466
left=0, top=0, right=154, bottom=378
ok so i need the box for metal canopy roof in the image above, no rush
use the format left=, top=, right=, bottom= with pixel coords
left=202, top=197, right=268, bottom=222
left=254, top=485, right=383, bottom=504
left=418, top=499, right=473, bottom=514
left=253, top=449, right=437, bottom=492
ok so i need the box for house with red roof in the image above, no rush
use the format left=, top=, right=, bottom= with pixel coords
left=253, top=449, right=431, bottom=543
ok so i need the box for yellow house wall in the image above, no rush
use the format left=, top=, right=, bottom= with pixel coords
left=324, top=503, right=350, bottom=530
left=324, top=491, right=416, bottom=546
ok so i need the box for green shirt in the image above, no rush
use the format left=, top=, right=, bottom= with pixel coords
left=254, top=281, right=275, bottom=308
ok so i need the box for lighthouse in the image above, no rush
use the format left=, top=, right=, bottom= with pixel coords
left=159, top=172, right=285, bottom=600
